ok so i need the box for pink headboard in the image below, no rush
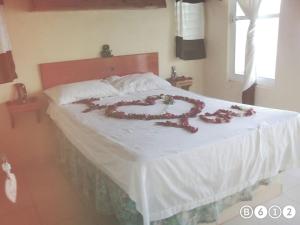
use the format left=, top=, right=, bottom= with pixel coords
left=39, top=52, right=159, bottom=89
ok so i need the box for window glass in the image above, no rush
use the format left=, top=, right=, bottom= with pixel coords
left=259, top=0, right=281, bottom=16
left=255, top=18, right=280, bottom=79
left=235, top=20, right=249, bottom=75
left=233, top=0, right=281, bottom=79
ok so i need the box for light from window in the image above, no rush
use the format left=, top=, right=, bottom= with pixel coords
left=259, top=0, right=281, bottom=16
left=234, top=0, right=281, bottom=79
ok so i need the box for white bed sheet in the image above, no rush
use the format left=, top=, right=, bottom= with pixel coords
left=47, top=87, right=300, bottom=224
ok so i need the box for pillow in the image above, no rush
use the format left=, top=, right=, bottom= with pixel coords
left=105, top=75, right=121, bottom=83
left=108, top=72, right=171, bottom=94
left=44, top=79, right=119, bottom=105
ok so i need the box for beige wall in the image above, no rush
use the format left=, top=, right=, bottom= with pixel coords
left=204, top=0, right=300, bottom=112
left=0, top=0, right=205, bottom=130
left=0, top=0, right=205, bottom=103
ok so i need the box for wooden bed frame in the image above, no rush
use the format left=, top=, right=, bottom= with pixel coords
left=39, top=52, right=159, bottom=89
left=39, top=52, right=282, bottom=225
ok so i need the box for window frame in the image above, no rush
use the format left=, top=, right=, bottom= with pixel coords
left=227, top=0, right=281, bottom=87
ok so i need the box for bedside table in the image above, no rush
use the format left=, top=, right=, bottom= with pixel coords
left=6, top=97, right=43, bottom=128
left=167, top=76, right=193, bottom=90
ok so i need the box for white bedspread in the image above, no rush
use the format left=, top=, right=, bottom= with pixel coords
left=47, top=87, right=300, bottom=224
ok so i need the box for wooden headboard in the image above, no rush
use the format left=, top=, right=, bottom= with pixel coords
left=39, top=52, right=159, bottom=89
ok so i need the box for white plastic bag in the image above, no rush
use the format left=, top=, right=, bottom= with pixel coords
left=2, top=161, right=17, bottom=203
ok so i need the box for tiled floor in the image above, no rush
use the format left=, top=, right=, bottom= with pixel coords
left=223, top=168, right=300, bottom=225
left=1, top=114, right=300, bottom=225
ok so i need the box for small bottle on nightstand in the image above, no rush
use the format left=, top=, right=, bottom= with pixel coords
left=171, top=66, right=177, bottom=79
left=167, top=67, right=193, bottom=91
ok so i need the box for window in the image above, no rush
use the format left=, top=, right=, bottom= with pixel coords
left=230, top=0, right=282, bottom=82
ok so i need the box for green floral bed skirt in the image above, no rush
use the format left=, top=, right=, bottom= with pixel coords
left=55, top=127, right=269, bottom=225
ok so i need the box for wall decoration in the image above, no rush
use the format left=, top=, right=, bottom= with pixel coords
left=100, top=44, right=113, bottom=58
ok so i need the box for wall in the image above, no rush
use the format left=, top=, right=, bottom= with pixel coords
left=204, top=0, right=300, bottom=112
left=0, top=0, right=204, bottom=130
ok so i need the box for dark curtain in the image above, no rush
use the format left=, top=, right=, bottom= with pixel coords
left=175, top=0, right=206, bottom=60
left=0, top=1, right=17, bottom=84
left=0, top=51, right=17, bottom=84
left=242, top=83, right=256, bottom=105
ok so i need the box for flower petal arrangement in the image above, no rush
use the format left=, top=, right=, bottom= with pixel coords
left=73, top=95, right=255, bottom=133
left=199, top=105, right=256, bottom=124
left=156, top=117, right=198, bottom=133
left=104, top=95, right=205, bottom=120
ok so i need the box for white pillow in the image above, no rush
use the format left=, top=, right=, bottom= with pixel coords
left=105, top=75, right=121, bottom=83
left=108, top=72, right=171, bottom=94
left=44, top=79, right=119, bottom=105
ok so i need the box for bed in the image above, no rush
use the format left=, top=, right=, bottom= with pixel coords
left=40, top=53, right=300, bottom=225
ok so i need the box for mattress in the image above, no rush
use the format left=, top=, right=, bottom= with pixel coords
left=47, top=86, right=300, bottom=225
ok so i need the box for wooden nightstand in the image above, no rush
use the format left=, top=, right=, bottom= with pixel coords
left=167, top=76, right=193, bottom=90
left=6, top=97, right=43, bottom=128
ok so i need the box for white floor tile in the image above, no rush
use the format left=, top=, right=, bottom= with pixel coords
left=223, top=216, right=284, bottom=225
left=264, top=195, right=299, bottom=208
left=278, top=218, right=300, bottom=225
left=283, top=186, right=300, bottom=205
left=283, top=168, right=300, bottom=179
left=281, top=172, right=300, bottom=192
